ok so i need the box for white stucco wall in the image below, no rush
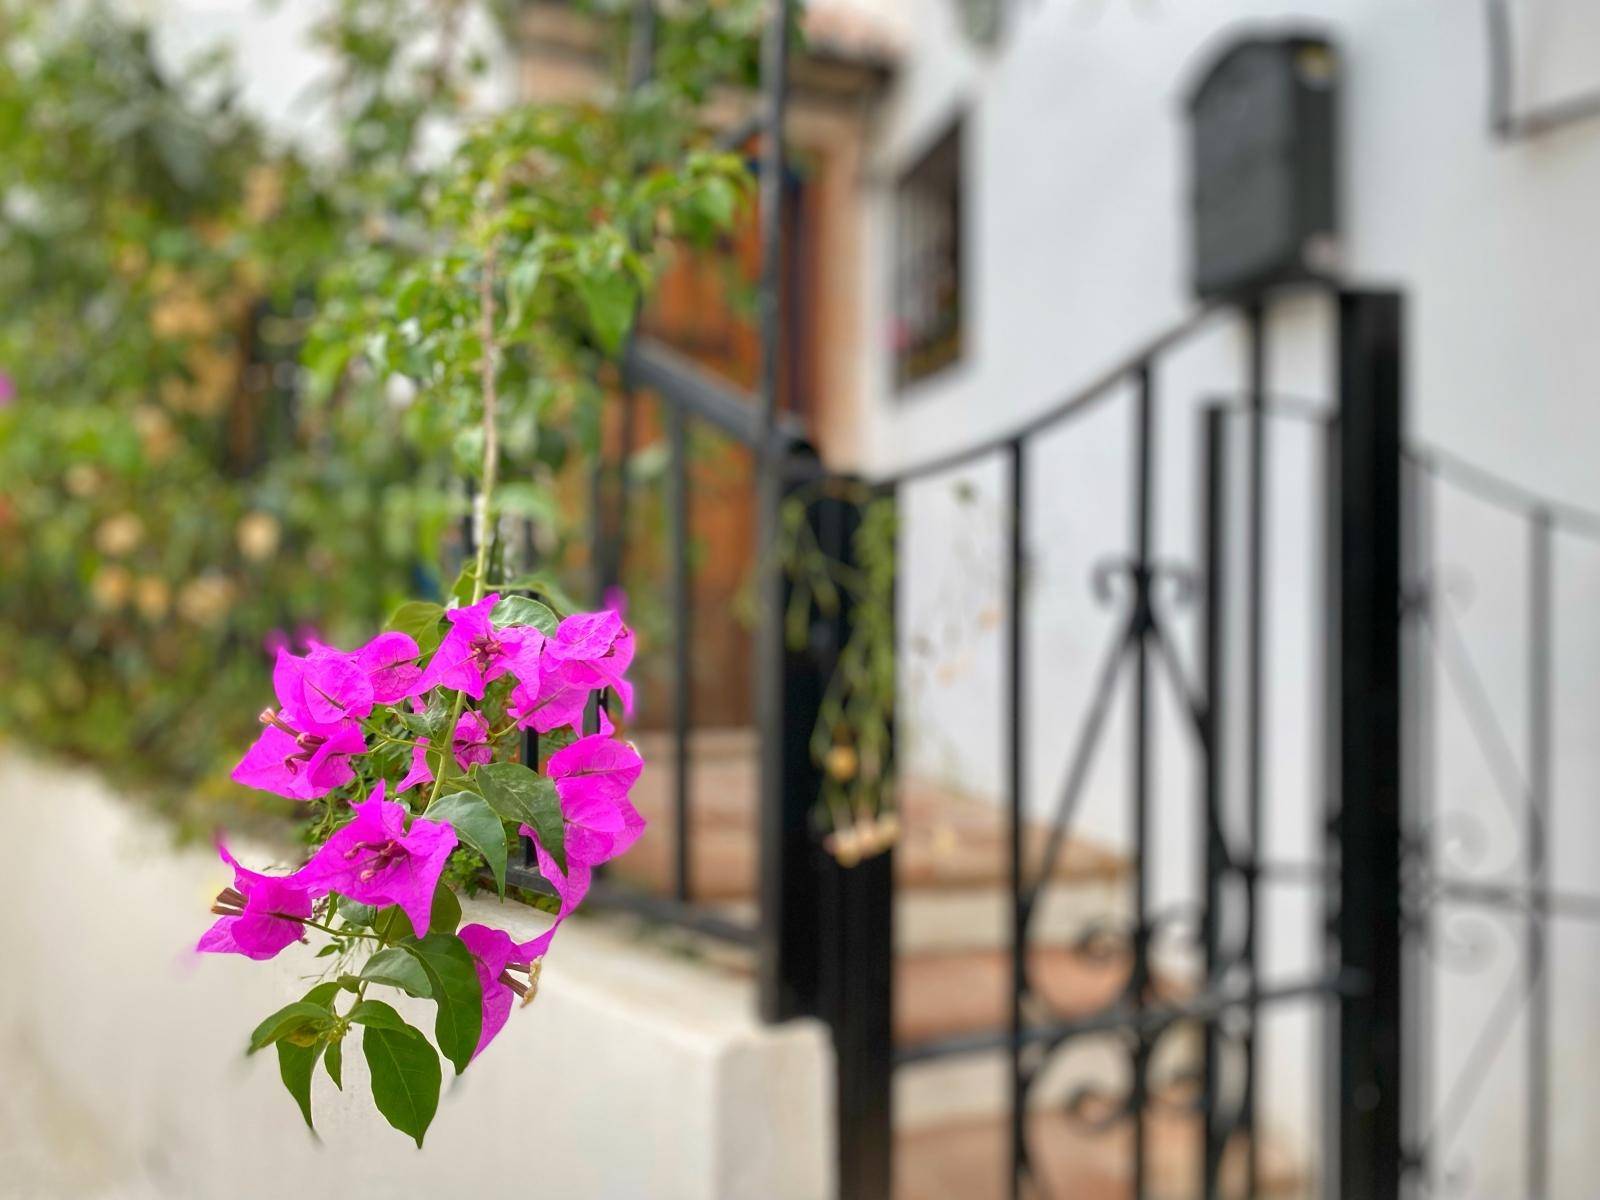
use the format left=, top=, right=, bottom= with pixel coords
left=856, top=1, right=1600, bottom=1194
left=0, top=751, right=832, bottom=1200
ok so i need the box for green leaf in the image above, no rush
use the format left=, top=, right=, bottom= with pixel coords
left=428, top=790, right=510, bottom=897
left=325, top=1038, right=343, bottom=1091
left=429, top=878, right=462, bottom=935
left=360, top=947, right=433, bottom=998
left=574, top=269, right=638, bottom=355
left=363, top=1020, right=442, bottom=1147
left=506, top=249, right=544, bottom=328
left=400, top=932, right=483, bottom=1075
left=489, top=594, right=557, bottom=636
left=277, top=1038, right=325, bottom=1132
left=394, top=694, right=450, bottom=739
left=385, top=600, right=446, bottom=655
left=349, top=999, right=412, bottom=1031
left=302, top=982, right=342, bottom=1007
left=449, top=562, right=478, bottom=607
left=249, top=1001, right=335, bottom=1055
left=336, top=897, right=378, bottom=928
left=495, top=482, right=559, bottom=526
left=474, top=760, right=565, bottom=874
left=372, top=905, right=411, bottom=946
left=496, top=572, right=579, bottom=616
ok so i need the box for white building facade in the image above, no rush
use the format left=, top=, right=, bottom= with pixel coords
left=848, top=2, right=1600, bottom=1194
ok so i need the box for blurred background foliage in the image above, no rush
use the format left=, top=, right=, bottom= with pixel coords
left=0, top=0, right=758, bottom=827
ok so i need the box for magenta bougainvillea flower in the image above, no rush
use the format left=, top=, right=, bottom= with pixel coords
left=297, top=783, right=458, bottom=938
left=353, top=631, right=426, bottom=704
left=274, top=647, right=373, bottom=732
left=543, top=609, right=635, bottom=712
left=273, top=633, right=425, bottom=733
left=231, top=717, right=366, bottom=801
left=207, top=587, right=649, bottom=1142
left=455, top=845, right=579, bottom=1057
left=417, top=593, right=543, bottom=701
left=196, top=843, right=315, bottom=961
left=546, top=733, right=646, bottom=868
left=457, top=923, right=520, bottom=1058
left=506, top=671, right=585, bottom=734
left=507, top=611, right=636, bottom=734
left=0, top=373, right=14, bottom=408
left=395, top=710, right=495, bottom=796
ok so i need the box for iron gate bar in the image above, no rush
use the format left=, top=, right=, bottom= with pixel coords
left=668, top=400, right=691, bottom=904
left=1241, top=301, right=1266, bottom=1200
left=1400, top=436, right=1435, bottom=1199
left=1526, top=510, right=1552, bottom=1200
left=1403, top=443, right=1600, bottom=540
left=1129, top=360, right=1154, bottom=1200
left=625, top=337, right=803, bottom=450
left=1023, top=611, right=1132, bottom=922
left=869, top=305, right=1223, bottom=491
left=893, top=974, right=1353, bottom=1066
left=1006, top=436, right=1028, bottom=1200
left=1429, top=877, right=1600, bottom=920
left=1200, top=402, right=1228, bottom=1200
left=1421, top=589, right=1534, bottom=833
left=1333, top=289, right=1406, bottom=1200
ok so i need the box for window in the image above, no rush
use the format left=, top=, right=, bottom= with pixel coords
left=893, top=119, right=963, bottom=388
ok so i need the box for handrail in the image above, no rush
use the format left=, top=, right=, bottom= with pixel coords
left=625, top=335, right=806, bottom=452
left=871, top=302, right=1226, bottom=489
left=1405, top=443, right=1600, bottom=542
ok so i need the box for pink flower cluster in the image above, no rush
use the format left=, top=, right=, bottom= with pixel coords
left=231, top=594, right=632, bottom=802
left=203, top=593, right=643, bottom=1060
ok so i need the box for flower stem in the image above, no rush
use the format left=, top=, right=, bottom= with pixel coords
left=300, top=917, right=380, bottom=941
left=426, top=231, right=501, bottom=814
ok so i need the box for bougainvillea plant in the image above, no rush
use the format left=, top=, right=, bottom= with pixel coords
left=206, top=582, right=642, bottom=1144
left=185, top=0, right=767, bottom=1137
left=202, top=180, right=654, bottom=1136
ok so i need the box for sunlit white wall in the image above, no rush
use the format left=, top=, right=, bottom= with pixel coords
left=858, top=1, right=1600, bottom=1193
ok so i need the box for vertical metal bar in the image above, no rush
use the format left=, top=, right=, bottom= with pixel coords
left=1130, top=364, right=1155, bottom=1200
left=807, top=484, right=893, bottom=1199
left=1527, top=509, right=1553, bottom=1200
left=1400, top=454, right=1436, bottom=1198
left=1200, top=403, right=1229, bottom=1200
left=1335, top=290, right=1406, bottom=1200
left=1242, top=301, right=1267, bottom=1197
left=1007, top=437, right=1028, bottom=1200
left=611, top=0, right=656, bottom=601
left=753, top=0, right=803, bottom=1026
left=756, top=0, right=792, bottom=433
left=1321, top=409, right=1343, bottom=1200
left=823, top=845, right=896, bottom=1200
left=590, top=446, right=609, bottom=601
left=670, top=405, right=693, bottom=903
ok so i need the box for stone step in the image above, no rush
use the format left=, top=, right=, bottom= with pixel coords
left=618, top=729, right=1127, bottom=903
left=894, top=1107, right=1306, bottom=1200
left=895, top=944, right=1133, bottom=1049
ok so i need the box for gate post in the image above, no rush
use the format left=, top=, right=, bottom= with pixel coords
left=758, top=439, right=827, bottom=1022
left=1333, top=289, right=1405, bottom=1200
left=788, top=478, right=895, bottom=1198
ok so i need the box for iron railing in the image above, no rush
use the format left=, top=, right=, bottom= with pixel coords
left=535, top=6, right=1600, bottom=1199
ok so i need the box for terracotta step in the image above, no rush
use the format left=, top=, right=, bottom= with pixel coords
left=895, top=1108, right=1305, bottom=1200
left=896, top=945, right=1134, bottom=1049
left=617, top=728, right=1126, bottom=902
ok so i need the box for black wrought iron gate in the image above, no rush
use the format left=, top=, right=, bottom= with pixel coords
left=578, top=9, right=1600, bottom=1197
left=798, top=287, right=1408, bottom=1200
